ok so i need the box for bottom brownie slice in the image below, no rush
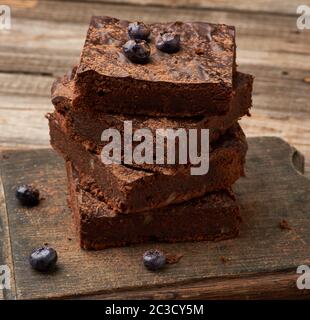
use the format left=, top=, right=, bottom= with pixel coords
left=66, top=162, right=242, bottom=250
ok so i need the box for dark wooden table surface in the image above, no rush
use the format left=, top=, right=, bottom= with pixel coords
left=1, top=137, right=310, bottom=300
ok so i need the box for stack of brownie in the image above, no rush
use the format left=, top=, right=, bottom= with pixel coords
left=48, top=16, right=253, bottom=250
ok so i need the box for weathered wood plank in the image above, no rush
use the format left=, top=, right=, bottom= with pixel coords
left=52, top=0, right=300, bottom=16
left=0, top=94, right=52, bottom=149
left=0, top=73, right=53, bottom=97
left=7, top=1, right=304, bottom=36
left=78, top=272, right=305, bottom=300
left=240, top=110, right=310, bottom=177
left=1, top=138, right=310, bottom=299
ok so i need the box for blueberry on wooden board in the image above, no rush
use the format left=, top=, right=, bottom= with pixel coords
left=123, top=39, right=151, bottom=64
left=128, top=21, right=150, bottom=41
left=143, top=249, right=166, bottom=271
left=156, top=32, right=181, bottom=53
left=15, top=185, right=40, bottom=207
left=29, top=247, right=58, bottom=272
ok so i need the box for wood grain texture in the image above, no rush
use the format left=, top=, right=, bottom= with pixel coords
left=79, top=272, right=308, bottom=300
left=51, top=0, right=300, bottom=16
left=0, top=138, right=310, bottom=299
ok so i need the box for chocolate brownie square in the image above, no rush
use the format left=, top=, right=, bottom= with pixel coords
left=72, top=16, right=237, bottom=117
left=52, top=72, right=253, bottom=160
left=48, top=111, right=247, bottom=213
left=67, top=162, right=241, bottom=250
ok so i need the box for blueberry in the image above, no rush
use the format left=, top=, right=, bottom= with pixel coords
left=143, top=249, right=166, bottom=271
left=29, top=247, right=58, bottom=272
left=128, top=21, right=150, bottom=41
left=156, top=32, right=180, bottom=53
left=123, top=39, right=151, bottom=64
left=15, top=185, right=40, bottom=207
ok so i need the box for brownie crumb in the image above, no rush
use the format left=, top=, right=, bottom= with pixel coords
left=220, top=256, right=229, bottom=264
left=279, top=219, right=292, bottom=231
left=2, top=154, right=9, bottom=160
left=281, top=71, right=289, bottom=76
left=67, top=237, right=72, bottom=241
left=195, top=47, right=204, bottom=55
left=165, top=253, right=183, bottom=265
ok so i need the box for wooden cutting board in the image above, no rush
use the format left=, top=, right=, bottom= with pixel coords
left=1, top=137, right=310, bottom=300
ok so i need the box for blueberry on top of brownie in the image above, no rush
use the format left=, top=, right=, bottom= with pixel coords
left=156, top=31, right=181, bottom=53
left=122, top=39, right=151, bottom=64
left=127, top=21, right=151, bottom=41
left=80, top=16, right=235, bottom=84
left=73, top=16, right=237, bottom=117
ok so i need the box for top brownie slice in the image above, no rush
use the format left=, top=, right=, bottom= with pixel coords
left=73, top=16, right=236, bottom=117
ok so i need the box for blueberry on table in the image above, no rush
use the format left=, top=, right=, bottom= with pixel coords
left=15, top=185, right=40, bottom=207
left=29, top=247, right=58, bottom=272
left=128, top=21, right=151, bottom=41
left=123, top=39, right=151, bottom=64
left=156, top=32, right=181, bottom=53
left=143, top=249, right=166, bottom=271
